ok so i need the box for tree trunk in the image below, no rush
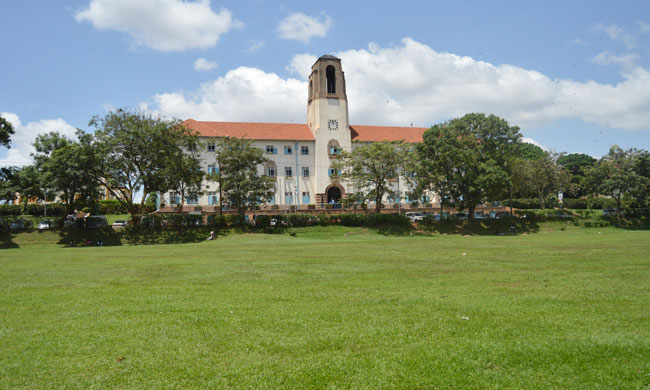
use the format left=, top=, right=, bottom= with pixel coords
left=375, top=192, right=382, bottom=213
left=468, top=204, right=475, bottom=222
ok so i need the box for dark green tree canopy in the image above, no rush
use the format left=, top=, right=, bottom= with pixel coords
left=84, top=108, right=197, bottom=217
left=0, top=116, right=15, bottom=148
left=332, top=141, right=411, bottom=213
left=216, top=137, right=275, bottom=215
left=512, top=142, right=545, bottom=160
left=418, top=113, right=521, bottom=219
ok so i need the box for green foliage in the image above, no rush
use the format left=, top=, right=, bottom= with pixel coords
left=512, top=141, right=545, bottom=160
left=585, top=146, right=647, bottom=215
left=85, top=108, right=195, bottom=217
left=333, top=141, right=411, bottom=213
left=557, top=153, right=596, bottom=198
left=511, top=153, right=569, bottom=209
left=0, top=115, right=14, bottom=148
left=418, top=113, right=520, bottom=219
left=216, top=137, right=275, bottom=215
left=0, top=167, right=20, bottom=203
left=33, top=132, right=100, bottom=213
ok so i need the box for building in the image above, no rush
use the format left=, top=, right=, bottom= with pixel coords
left=169, top=55, right=434, bottom=210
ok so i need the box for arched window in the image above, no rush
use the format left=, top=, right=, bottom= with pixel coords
left=326, top=65, right=336, bottom=94
left=327, top=139, right=341, bottom=156
left=265, top=161, right=277, bottom=177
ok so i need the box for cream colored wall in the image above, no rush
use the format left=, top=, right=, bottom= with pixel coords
left=194, top=138, right=316, bottom=206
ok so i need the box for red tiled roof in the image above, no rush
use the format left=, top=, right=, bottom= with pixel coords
left=182, top=119, right=314, bottom=141
left=183, top=119, right=428, bottom=143
left=350, top=125, right=427, bottom=143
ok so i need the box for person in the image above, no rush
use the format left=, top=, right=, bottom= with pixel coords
left=69, top=240, right=75, bottom=247
left=207, top=230, right=215, bottom=240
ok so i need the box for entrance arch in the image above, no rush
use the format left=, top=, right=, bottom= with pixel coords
left=326, top=185, right=344, bottom=203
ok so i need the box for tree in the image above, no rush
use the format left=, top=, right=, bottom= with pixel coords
left=585, top=146, right=644, bottom=216
left=632, top=150, right=650, bottom=207
left=164, top=134, right=204, bottom=212
left=0, top=116, right=15, bottom=148
left=511, top=153, right=569, bottom=209
left=512, top=142, right=545, bottom=160
left=557, top=153, right=596, bottom=198
left=0, top=167, right=20, bottom=203
left=83, top=108, right=195, bottom=218
left=32, top=132, right=99, bottom=214
left=216, top=137, right=275, bottom=215
left=332, top=141, right=410, bottom=213
left=418, top=113, right=521, bottom=220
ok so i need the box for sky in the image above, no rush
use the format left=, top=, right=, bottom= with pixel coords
left=2, top=0, right=650, bottom=167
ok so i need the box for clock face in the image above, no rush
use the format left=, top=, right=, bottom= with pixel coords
left=328, top=119, right=339, bottom=131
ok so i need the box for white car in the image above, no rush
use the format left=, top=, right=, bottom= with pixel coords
left=111, top=220, right=128, bottom=228
left=38, top=220, right=53, bottom=230
left=405, top=212, right=424, bottom=222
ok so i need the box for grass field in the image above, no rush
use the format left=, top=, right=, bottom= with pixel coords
left=1, top=225, right=649, bottom=389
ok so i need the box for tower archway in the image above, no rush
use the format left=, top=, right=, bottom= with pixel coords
left=326, top=184, right=344, bottom=203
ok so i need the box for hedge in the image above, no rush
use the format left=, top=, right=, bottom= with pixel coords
left=503, top=198, right=618, bottom=210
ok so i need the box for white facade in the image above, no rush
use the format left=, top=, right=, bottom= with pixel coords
left=165, top=55, right=435, bottom=209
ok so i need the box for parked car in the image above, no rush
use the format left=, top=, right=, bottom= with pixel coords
left=602, top=208, right=617, bottom=216
left=473, top=212, right=488, bottom=220
left=112, top=220, right=128, bottom=228
left=10, top=219, right=33, bottom=230
left=38, top=220, right=53, bottom=230
left=86, top=215, right=108, bottom=228
left=490, top=211, right=510, bottom=219
left=405, top=212, right=424, bottom=222
left=454, top=212, right=468, bottom=221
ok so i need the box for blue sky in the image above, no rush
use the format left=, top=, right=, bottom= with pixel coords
left=2, top=0, right=649, bottom=166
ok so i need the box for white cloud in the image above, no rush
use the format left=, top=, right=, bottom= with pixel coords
left=75, top=0, right=242, bottom=51
left=150, top=38, right=650, bottom=132
left=153, top=67, right=306, bottom=123
left=569, top=38, right=585, bottom=45
left=193, top=58, right=218, bottom=71
left=638, top=20, right=650, bottom=33
left=0, top=113, right=77, bottom=167
left=594, top=23, right=636, bottom=49
left=277, top=12, right=332, bottom=43
left=521, top=137, right=546, bottom=151
left=589, top=51, right=638, bottom=67
left=286, top=53, right=318, bottom=79
left=244, top=40, right=265, bottom=53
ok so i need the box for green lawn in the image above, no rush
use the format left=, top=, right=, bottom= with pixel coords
left=1, top=226, right=649, bottom=389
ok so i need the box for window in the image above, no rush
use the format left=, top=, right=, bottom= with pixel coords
left=266, top=165, right=276, bottom=177
left=188, top=143, right=197, bottom=152
left=302, top=191, right=310, bottom=204
left=284, top=167, right=292, bottom=177
left=266, top=145, right=277, bottom=154
left=301, top=145, right=309, bottom=155
left=169, top=192, right=179, bottom=205
left=186, top=194, right=199, bottom=205
left=327, top=140, right=341, bottom=156
left=326, top=65, right=336, bottom=94
left=208, top=191, right=218, bottom=205
left=207, top=142, right=216, bottom=152
left=328, top=168, right=341, bottom=177
left=285, top=192, right=293, bottom=205
left=302, top=166, right=310, bottom=178
left=284, top=145, right=292, bottom=155
left=207, top=164, right=218, bottom=175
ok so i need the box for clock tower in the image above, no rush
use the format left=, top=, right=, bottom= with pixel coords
left=307, top=55, right=352, bottom=203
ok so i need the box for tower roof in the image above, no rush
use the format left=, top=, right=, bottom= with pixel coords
left=318, top=54, right=340, bottom=60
